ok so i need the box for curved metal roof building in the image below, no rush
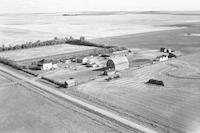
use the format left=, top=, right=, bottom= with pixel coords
left=106, top=56, right=129, bottom=71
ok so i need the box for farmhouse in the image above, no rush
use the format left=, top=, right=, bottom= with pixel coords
left=37, top=59, right=58, bottom=70
left=106, top=56, right=129, bottom=71
left=37, top=59, right=53, bottom=70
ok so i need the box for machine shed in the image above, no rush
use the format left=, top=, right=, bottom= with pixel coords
left=106, top=56, right=129, bottom=71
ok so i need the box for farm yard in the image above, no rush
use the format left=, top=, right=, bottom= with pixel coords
left=1, top=12, right=200, bottom=133
left=32, top=47, right=168, bottom=88
left=0, top=43, right=95, bottom=62
left=44, top=67, right=102, bottom=85
left=77, top=53, right=200, bottom=133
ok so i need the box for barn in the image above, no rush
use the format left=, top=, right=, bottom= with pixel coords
left=106, top=56, right=129, bottom=71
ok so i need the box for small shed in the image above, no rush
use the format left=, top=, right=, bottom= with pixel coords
left=80, top=36, right=85, bottom=41
left=64, top=79, right=77, bottom=88
left=106, top=56, right=129, bottom=71
left=76, top=57, right=83, bottom=63
left=82, top=57, right=90, bottom=64
left=70, top=56, right=77, bottom=62
left=65, top=59, right=71, bottom=63
left=103, top=69, right=120, bottom=76
left=101, top=54, right=110, bottom=58
left=160, top=48, right=165, bottom=52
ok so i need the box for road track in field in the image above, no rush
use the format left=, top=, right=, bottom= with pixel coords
left=0, top=65, right=158, bottom=133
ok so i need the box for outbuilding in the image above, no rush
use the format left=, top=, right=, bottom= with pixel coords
left=106, top=56, right=129, bottom=71
left=82, top=56, right=92, bottom=64
left=112, top=50, right=130, bottom=56
left=156, top=55, right=168, bottom=62
left=76, top=57, right=84, bottom=63
left=64, top=78, right=77, bottom=88
left=160, top=48, right=173, bottom=53
left=168, top=53, right=177, bottom=58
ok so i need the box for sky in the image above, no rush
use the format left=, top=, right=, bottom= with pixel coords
left=0, top=0, right=200, bottom=14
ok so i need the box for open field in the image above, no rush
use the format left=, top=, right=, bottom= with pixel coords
left=0, top=44, right=95, bottom=61
left=77, top=52, right=200, bottom=133
left=0, top=27, right=59, bottom=46
left=0, top=72, right=123, bottom=133
left=91, top=23, right=200, bottom=55
left=2, top=12, right=198, bottom=44
left=0, top=72, right=12, bottom=84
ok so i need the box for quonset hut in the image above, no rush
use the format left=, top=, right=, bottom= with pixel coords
left=106, top=56, right=129, bottom=71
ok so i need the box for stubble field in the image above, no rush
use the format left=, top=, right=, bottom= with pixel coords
left=0, top=44, right=94, bottom=62
left=77, top=55, right=200, bottom=133
left=0, top=71, right=122, bottom=133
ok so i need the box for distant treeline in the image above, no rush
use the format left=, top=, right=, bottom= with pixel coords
left=0, top=37, right=127, bottom=52
left=0, top=37, right=66, bottom=52
left=66, top=39, right=127, bottom=51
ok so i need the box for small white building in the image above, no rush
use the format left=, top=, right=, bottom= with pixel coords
left=64, top=79, right=77, bottom=88
left=82, top=57, right=90, bottom=64
left=82, top=56, right=94, bottom=65
left=52, top=64, right=58, bottom=69
left=65, top=59, right=71, bottom=63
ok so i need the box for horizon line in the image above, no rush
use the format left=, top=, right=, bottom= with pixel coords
left=1, top=10, right=200, bottom=15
